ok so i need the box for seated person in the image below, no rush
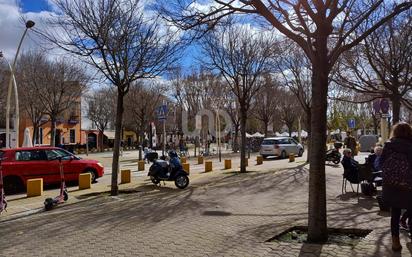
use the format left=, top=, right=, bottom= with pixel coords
left=342, top=149, right=361, bottom=183
left=366, top=145, right=383, bottom=172
left=373, top=146, right=383, bottom=172
left=168, top=151, right=182, bottom=176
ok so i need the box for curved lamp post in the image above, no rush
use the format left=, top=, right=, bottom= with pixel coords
left=5, top=20, right=35, bottom=148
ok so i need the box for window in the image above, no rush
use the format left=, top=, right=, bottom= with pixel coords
left=45, top=149, right=74, bottom=161
left=262, top=139, right=279, bottom=145
left=37, top=128, right=43, bottom=145
left=70, top=129, right=76, bottom=144
left=0, top=151, right=4, bottom=159
left=15, top=150, right=47, bottom=161
left=278, top=138, right=290, bottom=144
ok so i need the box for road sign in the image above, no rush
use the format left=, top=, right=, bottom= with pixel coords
left=373, top=99, right=381, bottom=113
left=157, top=105, right=167, bottom=121
left=380, top=99, right=390, bottom=114
left=348, top=118, right=356, bottom=129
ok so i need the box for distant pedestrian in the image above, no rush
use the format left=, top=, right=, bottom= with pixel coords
left=380, top=122, right=412, bottom=251
left=344, top=131, right=357, bottom=156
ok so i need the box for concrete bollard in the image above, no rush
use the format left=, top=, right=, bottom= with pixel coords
left=224, top=159, right=232, bottom=169
left=257, top=156, right=263, bottom=165
left=121, top=169, right=131, bottom=184
left=138, top=160, right=145, bottom=171
left=27, top=178, right=43, bottom=197
left=205, top=161, right=213, bottom=172
left=289, top=154, right=295, bottom=162
left=79, top=173, right=91, bottom=190
left=182, top=163, right=190, bottom=174
left=181, top=156, right=187, bottom=164
left=198, top=156, right=204, bottom=165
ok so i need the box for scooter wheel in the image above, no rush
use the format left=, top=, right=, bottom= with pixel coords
left=175, top=175, right=189, bottom=189
left=44, top=198, right=54, bottom=211
left=150, top=176, right=160, bottom=185
left=63, top=190, right=69, bottom=201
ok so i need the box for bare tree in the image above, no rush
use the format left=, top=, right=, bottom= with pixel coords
left=252, top=74, right=279, bottom=136
left=0, top=63, right=9, bottom=130
left=16, top=53, right=50, bottom=145
left=16, top=52, right=87, bottom=146
left=86, top=87, right=115, bottom=152
left=276, top=45, right=312, bottom=159
left=41, top=0, right=180, bottom=195
left=335, top=11, right=412, bottom=123
left=278, top=89, right=302, bottom=137
left=123, top=82, right=165, bottom=149
left=201, top=22, right=274, bottom=172
left=161, top=0, right=412, bottom=242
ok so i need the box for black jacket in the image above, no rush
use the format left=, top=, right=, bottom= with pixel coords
left=380, top=137, right=412, bottom=209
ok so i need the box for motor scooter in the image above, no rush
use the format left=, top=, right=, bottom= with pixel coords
left=326, top=142, right=343, bottom=164
left=44, top=157, right=68, bottom=211
left=147, top=151, right=189, bottom=189
left=0, top=158, right=7, bottom=214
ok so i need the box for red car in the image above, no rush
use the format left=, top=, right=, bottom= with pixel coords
left=0, top=147, right=104, bottom=194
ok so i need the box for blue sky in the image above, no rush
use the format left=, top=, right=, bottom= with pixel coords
left=0, top=0, right=202, bottom=72
left=20, top=0, right=51, bottom=12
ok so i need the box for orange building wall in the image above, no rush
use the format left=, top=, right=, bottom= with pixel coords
left=18, top=100, right=82, bottom=147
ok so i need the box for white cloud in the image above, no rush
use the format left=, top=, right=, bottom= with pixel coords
left=0, top=0, right=57, bottom=60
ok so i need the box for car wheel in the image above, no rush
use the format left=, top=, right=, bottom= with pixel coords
left=175, top=175, right=189, bottom=189
left=262, top=155, right=267, bottom=159
left=281, top=151, right=287, bottom=159
left=298, top=149, right=304, bottom=157
left=4, top=176, right=24, bottom=195
left=84, top=169, right=97, bottom=183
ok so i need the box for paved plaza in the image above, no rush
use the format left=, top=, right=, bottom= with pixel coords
left=1, top=154, right=410, bottom=257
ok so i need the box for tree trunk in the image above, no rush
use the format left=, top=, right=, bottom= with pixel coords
left=99, top=130, right=104, bottom=152
left=50, top=118, right=56, bottom=147
left=240, top=108, right=247, bottom=173
left=372, top=115, right=379, bottom=135
left=111, top=88, right=125, bottom=196
left=32, top=125, right=39, bottom=145
left=307, top=59, right=329, bottom=242
left=263, top=119, right=269, bottom=137
left=233, top=124, right=240, bottom=152
left=305, top=111, right=311, bottom=163
left=391, top=96, right=401, bottom=124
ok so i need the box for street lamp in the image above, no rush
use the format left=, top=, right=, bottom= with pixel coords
left=5, top=20, right=35, bottom=148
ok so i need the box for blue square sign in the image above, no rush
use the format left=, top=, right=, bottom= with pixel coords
left=348, top=119, right=356, bottom=129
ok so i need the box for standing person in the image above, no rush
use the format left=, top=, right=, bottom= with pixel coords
left=344, top=131, right=357, bottom=156
left=380, top=122, right=412, bottom=251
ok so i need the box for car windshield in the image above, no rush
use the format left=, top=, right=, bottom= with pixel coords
left=262, top=139, right=278, bottom=145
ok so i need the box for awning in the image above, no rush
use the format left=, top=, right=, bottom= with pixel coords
left=103, top=131, right=115, bottom=140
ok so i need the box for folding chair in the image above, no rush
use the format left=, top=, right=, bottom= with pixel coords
left=342, top=168, right=360, bottom=195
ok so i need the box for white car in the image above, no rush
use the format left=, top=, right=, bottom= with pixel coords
left=260, top=137, right=304, bottom=159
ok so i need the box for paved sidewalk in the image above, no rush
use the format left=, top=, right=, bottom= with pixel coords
left=0, top=155, right=408, bottom=257
left=1, top=152, right=304, bottom=221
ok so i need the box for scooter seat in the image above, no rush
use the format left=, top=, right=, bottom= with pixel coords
left=155, top=160, right=169, bottom=168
